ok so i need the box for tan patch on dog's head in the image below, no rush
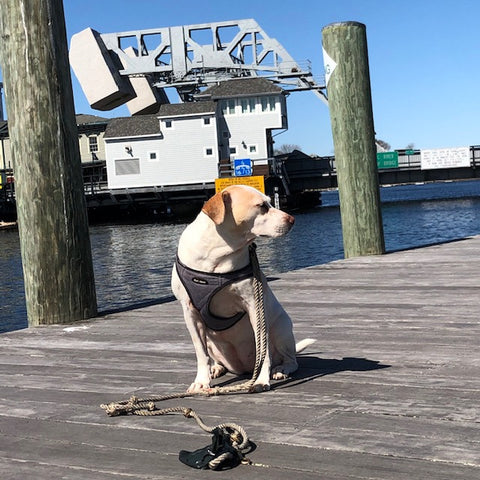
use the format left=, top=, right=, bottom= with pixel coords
left=203, top=186, right=257, bottom=226
left=202, top=190, right=229, bottom=225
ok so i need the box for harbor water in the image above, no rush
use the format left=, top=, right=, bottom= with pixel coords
left=2, top=180, right=480, bottom=333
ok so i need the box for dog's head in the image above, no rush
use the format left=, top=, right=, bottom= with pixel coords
left=202, top=185, right=294, bottom=239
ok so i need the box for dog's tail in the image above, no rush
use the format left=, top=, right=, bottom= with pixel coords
left=295, top=338, right=315, bottom=353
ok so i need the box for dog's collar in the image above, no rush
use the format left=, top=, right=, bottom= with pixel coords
left=175, top=254, right=254, bottom=331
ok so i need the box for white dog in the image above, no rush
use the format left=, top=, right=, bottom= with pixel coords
left=171, top=185, right=312, bottom=393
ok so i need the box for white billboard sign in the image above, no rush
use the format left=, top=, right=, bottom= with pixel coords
left=420, top=146, right=470, bottom=170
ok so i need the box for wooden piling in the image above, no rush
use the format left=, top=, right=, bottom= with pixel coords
left=322, top=22, right=385, bottom=258
left=0, top=0, right=97, bottom=325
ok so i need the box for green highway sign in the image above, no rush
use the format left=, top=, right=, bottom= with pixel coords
left=376, top=151, right=399, bottom=169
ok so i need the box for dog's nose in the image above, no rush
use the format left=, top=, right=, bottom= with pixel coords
left=286, top=214, right=295, bottom=225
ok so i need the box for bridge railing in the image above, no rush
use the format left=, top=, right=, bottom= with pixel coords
left=325, top=145, right=480, bottom=174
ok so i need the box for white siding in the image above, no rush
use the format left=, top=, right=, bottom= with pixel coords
left=157, top=115, right=218, bottom=184
left=105, top=114, right=218, bottom=189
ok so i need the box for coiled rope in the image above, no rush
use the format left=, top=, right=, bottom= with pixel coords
left=101, top=243, right=266, bottom=469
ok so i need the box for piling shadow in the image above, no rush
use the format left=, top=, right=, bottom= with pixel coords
left=97, top=295, right=176, bottom=316
left=386, top=235, right=471, bottom=254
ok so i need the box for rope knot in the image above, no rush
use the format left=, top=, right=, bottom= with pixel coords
left=101, top=402, right=126, bottom=417
left=229, top=431, right=242, bottom=446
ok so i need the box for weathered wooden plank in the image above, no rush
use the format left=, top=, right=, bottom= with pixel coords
left=0, top=458, right=143, bottom=480
left=1, top=428, right=478, bottom=480
left=1, top=416, right=478, bottom=480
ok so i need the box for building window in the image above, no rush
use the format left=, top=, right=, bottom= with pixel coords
left=261, top=97, right=268, bottom=112
left=205, top=147, right=214, bottom=156
left=148, top=151, right=159, bottom=161
left=261, top=96, right=277, bottom=112
left=249, top=145, right=257, bottom=153
left=89, top=136, right=98, bottom=152
left=269, top=96, right=276, bottom=111
left=164, top=119, right=173, bottom=128
left=229, top=146, right=237, bottom=155
left=222, top=99, right=236, bottom=115
left=240, top=98, right=257, bottom=114
left=203, top=117, right=211, bottom=125
left=89, top=136, right=99, bottom=160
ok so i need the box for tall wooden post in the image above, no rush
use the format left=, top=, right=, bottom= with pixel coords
left=0, top=0, right=97, bottom=325
left=322, top=22, right=385, bottom=258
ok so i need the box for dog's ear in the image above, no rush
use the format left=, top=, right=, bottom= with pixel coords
left=202, top=190, right=231, bottom=225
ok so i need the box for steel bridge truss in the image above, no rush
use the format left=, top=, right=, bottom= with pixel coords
left=70, top=18, right=326, bottom=112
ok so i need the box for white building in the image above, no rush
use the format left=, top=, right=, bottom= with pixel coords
left=104, top=102, right=218, bottom=189
left=104, top=78, right=288, bottom=190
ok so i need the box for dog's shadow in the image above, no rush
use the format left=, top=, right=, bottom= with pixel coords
left=215, top=354, right=390, bottom=391
left=274, top=354, right=390, bottom=390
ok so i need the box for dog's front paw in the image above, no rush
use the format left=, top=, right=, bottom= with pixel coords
left=250, top=382, right=271, bottom=393
left=210, top=363, right=227, bottom=379
left=187, top=380, right=211, bottom=393
left=272, top=363, right=296, bottom=380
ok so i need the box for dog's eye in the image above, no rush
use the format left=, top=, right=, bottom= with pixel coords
left=259, top=202, right=270, bottom=213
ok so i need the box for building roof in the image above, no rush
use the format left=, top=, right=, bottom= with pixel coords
left=199, top=77, right=283, bottom=99
left=75, top=114, right=110, bottom=125
left=0, top=116, right=111, bottom=138
left=158, top=101, right=216, bottom=117
left=104, top=115, right=160, bottom=139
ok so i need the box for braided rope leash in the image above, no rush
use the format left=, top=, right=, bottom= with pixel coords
left=100, top=243, right=267, bottom=469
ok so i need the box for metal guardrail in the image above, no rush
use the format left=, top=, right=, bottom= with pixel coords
left=325, top=145, right=480, bottom=174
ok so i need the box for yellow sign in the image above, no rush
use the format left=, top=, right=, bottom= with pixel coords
left=215, top=175, right=265, bottom=194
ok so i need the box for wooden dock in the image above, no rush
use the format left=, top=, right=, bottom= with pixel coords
left=1, top=235, right=480, bottom=479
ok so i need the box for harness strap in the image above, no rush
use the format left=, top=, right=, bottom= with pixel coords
left=175, top=252, right=254, bottom=331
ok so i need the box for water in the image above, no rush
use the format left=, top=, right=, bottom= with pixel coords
left=2, top=180, right=480, bottom=333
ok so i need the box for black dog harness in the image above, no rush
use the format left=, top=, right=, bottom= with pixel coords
left=175, top=255, right=254, bottom=331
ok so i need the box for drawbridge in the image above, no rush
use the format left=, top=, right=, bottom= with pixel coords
left=69, top=18, right=327, bottom=115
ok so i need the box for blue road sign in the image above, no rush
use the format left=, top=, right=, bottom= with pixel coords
left=234, top=158, right=252, bottom=177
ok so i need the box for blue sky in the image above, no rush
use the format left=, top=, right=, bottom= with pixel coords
left=8, top=1, right=480, bottom=156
